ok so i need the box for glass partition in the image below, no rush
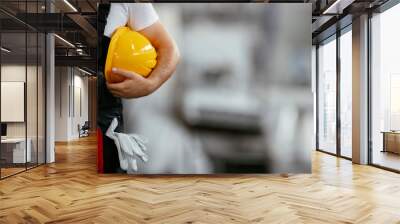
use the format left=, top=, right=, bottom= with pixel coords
left=26, top=0, right=45, bottom=169
left=1, top=30, right=28, bottom=177
left=27, top=31, right=38, bottom=169
left=0, top=1, right=46, bottom=179
left=38, top=32, right=45, bottom=165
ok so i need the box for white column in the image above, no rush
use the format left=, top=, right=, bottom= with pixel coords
left=46, top=32, right=55, bottom=163
left=45, top=0, right=56, bottom=163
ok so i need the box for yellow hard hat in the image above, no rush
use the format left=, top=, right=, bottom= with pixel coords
left=105, top=26, right=157, bottom=83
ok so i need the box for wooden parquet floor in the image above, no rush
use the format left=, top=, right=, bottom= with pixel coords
left=1, top=135, right=400, bottom=224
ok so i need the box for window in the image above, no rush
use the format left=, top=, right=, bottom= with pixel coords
left=340, top=28, right=352, bottom=158
left=316, top=26, right=353, bottom=159
left=317, top=36, right=337, bottom=154
left=370, top=3, right=400, bottom=171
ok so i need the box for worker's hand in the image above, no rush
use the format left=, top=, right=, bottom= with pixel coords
left=106, top=67, right=157, bottom=98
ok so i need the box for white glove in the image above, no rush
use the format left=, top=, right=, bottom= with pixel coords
left=105, top=118, right=148, bottom=173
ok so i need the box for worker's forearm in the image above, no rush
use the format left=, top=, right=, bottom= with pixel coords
left=148, top=42, right=180, bottom=92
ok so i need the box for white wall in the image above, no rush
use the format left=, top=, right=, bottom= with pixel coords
left=55, top=66, right=70, bottom=141
left=1, top=65, right=39, bottom=137
left=54, top=67, right=89, bottom=141
left=71, top=72, right=89, bottom=138
left=1, top=65, right=26, bottom=135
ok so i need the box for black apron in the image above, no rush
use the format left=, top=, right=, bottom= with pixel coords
left=97, top=4, right=124, bottom=173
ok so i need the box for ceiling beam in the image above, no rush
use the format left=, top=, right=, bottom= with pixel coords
left=67, top=13, right=97, bottom=47
left=55, top=55, right=96, bottom=71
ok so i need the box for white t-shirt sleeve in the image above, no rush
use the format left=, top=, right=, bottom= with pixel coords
left=104, top=3, right=159, bottom=37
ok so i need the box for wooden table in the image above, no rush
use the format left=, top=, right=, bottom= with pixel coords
left=381, top=131, right=400, bottom=154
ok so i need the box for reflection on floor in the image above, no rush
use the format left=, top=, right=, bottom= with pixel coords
left=0, top=135, right=400, bottom=223
left=0, top=167, right=25, bottom=178
left=372, top=150, right=400, bottom=171
left=0, top=163, right=43, bottom=179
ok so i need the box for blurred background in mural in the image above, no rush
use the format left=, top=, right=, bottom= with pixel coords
left=99, top=3, right=312, bottom=174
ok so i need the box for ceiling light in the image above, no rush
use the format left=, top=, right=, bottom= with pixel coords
left=323, top=0, right=341, bottom=14
left=1, top=47, right=11, bottom=53
left=54, top=34, right=75, bottom=48
left=63, top=0, right=78, bottom=12
left=323, top=0, right=354, bottom=15
left=78, top=67, right=93, bottom=76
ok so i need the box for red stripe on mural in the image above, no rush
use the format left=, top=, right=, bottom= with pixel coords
left=97, top=128, right=104, bottom=173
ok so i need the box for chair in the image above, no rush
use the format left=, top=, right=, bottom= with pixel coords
left=78, top=121, right=90, bottom=138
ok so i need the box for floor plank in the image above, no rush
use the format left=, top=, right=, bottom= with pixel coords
left=0, top=135, right=400, bottom=223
